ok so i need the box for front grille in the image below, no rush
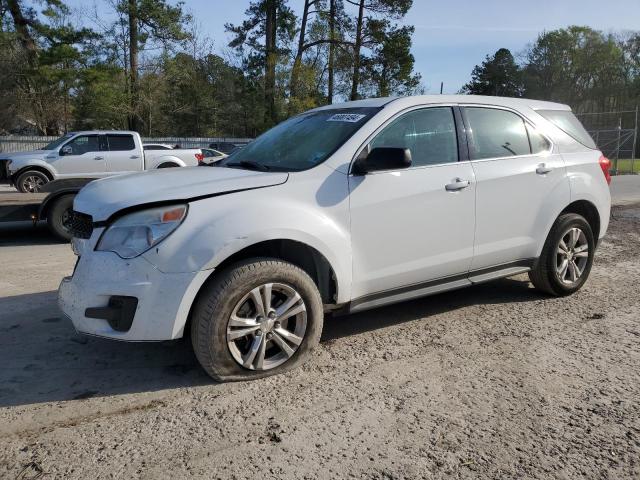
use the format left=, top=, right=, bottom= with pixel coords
left=69, top=210, right=94, bottom=239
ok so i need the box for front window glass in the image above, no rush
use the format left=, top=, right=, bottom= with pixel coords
left=43, top=134, right=73, bottom=150
left=370, top=107, right=458, bottom=166
left=466, top=107, right=530, bottom=159
left=64, top=135, right=99, bottom=155
left=219, top=107, right=380, bottom=172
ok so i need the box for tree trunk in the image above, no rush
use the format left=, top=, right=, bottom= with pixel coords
left=350, top=0, right=365, bottom=101
left=288, top=0, right=311, bottom=115
left=128, top=0, right=141, bottom=132
left=7, top=0, right=38, bottom=67
left=327, top=0, right=335, bottom=104
left=264, top=0, right=277, bottom=126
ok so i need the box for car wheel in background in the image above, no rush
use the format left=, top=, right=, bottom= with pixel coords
left=529, top=213, right=595, bottom=296
left=46, top=194, right=75, bottom=242
left=191, top=258, right=324, bottom=381
left=16, top=170, right=49, bottom=193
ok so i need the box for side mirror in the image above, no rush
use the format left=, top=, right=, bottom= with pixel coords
left=61, top=145, right=73, bottom=156
left=352, top=147, right=412, bottom=175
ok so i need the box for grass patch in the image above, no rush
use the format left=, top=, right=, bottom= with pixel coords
left=611, top=159, right=639, bottom=174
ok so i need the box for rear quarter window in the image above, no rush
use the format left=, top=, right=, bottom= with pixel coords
left=537, top=110, right=596, bottom=149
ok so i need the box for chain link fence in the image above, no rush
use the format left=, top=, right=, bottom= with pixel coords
left=0, top=136, right=253, bottom=154
left=575, top=108, right=638, bottom=174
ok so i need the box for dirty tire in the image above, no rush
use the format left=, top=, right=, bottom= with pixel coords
left=16, top=170, right=49, bottom=193
left=529, top=213, right=595, bottom=296
left=191, top=258, right=324, bottom=381
left=47, top=194, right=74, bottom=242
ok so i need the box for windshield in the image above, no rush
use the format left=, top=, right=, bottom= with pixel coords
left=219, top=107, right=381, bottom=171
left=43, top=133, right=74, bottom=150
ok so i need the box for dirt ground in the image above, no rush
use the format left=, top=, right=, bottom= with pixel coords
left=0, top=202, right=639, bottom=479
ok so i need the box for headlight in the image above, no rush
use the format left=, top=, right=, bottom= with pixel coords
left=96, top=204, right=187, bottom=259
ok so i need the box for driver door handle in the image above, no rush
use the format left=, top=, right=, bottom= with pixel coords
left=94, top=156, right=104, bottom=160
left=536, top=163, right=552, bottom=175
left=445, top=178, right=470, bottom=191
left=130, top=155, right=140, bottom=159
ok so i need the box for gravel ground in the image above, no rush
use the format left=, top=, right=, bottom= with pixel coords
left=0, top=202, right=639, bottom=479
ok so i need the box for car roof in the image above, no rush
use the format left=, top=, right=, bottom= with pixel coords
left=310, top=95, right=571, bottom=112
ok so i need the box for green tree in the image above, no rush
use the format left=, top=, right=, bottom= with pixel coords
left=113, top=0, right=191, bottom=132
left=461, top=48, right=523, bottom=97
left=346, top=0, right=412, bottom=100
left=522, top=26, right=625, bottom=111
left=1, top=0, right=96, bottom=133
left=226, top=0, right=296, bottom=128
left=362, top=21, right=420, bottom=97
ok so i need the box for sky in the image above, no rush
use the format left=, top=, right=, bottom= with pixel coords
left=70, top=0, right=640, bottom=94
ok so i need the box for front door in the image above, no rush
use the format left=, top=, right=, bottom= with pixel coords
left=54, top=134, right=106, bottom=177
left=349, top=106, right=476, bottom=301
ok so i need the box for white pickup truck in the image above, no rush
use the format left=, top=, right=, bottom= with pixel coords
left=1, top=130, right=204, bottom=192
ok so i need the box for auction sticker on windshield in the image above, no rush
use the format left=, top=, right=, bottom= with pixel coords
left=327, top=113, right=367, bottom=122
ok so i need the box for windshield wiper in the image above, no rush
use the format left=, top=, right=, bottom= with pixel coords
left=225, top=160, right=270, bottom=171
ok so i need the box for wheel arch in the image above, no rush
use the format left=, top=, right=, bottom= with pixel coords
left=560, top=199, right=601, bottom=243
left=11, top=164, right=55, bottom=184
left=177, top=239, right=340, bottom=340
left=201, top=239, right=338, bottom=305
left=153, top=156, right=187, bottom=168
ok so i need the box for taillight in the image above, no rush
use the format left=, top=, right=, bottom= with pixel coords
left=195, top=153, right=204, bottom=164
left=599, top=155, right=611, bottom=185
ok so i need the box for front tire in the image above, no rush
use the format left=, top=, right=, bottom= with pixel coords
left=529, top=213, right=595, bottom=296
left=191, top=258, right=324, bottom=381
left=16, top=170, right=49, bottom=193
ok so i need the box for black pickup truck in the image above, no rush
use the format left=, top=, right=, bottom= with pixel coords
left=0, top=178, right=93, bottom=241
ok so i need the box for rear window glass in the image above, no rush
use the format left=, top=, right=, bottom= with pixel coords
left=466, top=107, right=531, bottom=159
left=107, top=135, right=135, bottom=151
left=537, top=110, right=596, bottom=149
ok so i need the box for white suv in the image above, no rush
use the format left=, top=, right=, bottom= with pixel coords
left=58, top=95, right=611, bottom=381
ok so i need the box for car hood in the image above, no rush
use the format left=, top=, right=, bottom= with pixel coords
left=74, top=166, right=289, bottom=221
left=2, top=150, right=49, bottom=160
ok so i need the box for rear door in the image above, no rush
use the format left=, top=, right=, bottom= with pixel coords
left=54, top=134, right=106, bottom=177
left=349, top=106, right=476, bottom=300
left=462, top=106, right=570, bottom=270
left=104, top=134, right=141, bottom=174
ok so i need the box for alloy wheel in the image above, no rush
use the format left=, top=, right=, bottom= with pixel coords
left=22, top=175, right=45, bottom=193
left=556, top=227, right=589, bottom=285
left=226, top=282, right=307, bottom=371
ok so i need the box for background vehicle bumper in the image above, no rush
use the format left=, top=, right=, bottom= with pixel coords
left=58, top=251, right=212, bottom=341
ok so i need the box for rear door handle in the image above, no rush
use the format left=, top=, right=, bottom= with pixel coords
left=130, top=155, right=140, bottom=159
left=536, top=163, right=552, bottom=175
left=94, top=156, right=104, bottom=160
left=445, top=178, right=470, bottom=191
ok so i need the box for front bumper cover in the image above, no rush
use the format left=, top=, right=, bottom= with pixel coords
left=58, top=251, right=212, bottom=341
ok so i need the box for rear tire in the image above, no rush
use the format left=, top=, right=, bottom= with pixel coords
left=529, top=213, right=595, bottom=296
left=16, top=170, right=49, bottom=193
left=46, top=194, right=74, bottom=241
left=191, top=258, right=324, bottom=382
